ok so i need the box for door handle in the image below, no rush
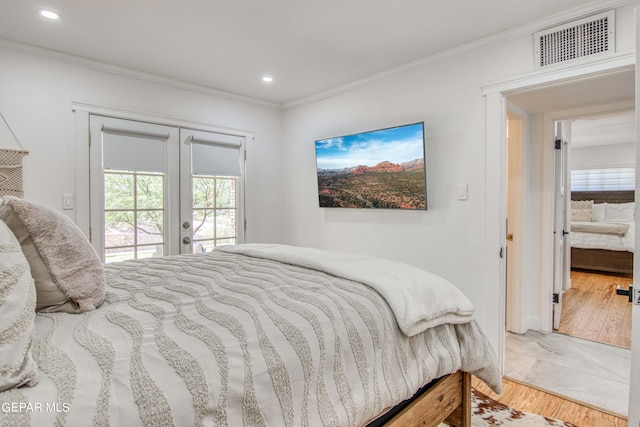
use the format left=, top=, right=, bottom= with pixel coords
left=182, top=237, right=192, bottom=244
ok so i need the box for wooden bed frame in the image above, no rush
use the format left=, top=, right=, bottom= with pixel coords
left=381, top=371, right=471, bottom=427
left=571, top=190, right=634, bottom=276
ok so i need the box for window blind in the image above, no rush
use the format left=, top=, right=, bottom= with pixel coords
left=188, top=133, right=244, bottom=177
left=571, top=167, right=635, bottom=191
left=102, top=127, right=168, bottom=173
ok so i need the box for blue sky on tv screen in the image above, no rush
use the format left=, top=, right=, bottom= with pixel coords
left=315, top=122, right=424, bottom=170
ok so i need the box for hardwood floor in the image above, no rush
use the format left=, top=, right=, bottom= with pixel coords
left=473, top=377, right=627, bottom=427
left=557, top=269, right=632, bottom=348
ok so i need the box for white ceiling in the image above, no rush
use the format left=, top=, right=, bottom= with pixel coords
left=0, top=0, right=606, bottom=105
left=572, top=110, right=636, bottom=148
left=507, top=69, right=636, bottom=149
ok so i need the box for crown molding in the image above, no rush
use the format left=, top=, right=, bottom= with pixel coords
left=0, top=38, right=281, bottom=110
left=0, top=0, right=636, bottom=110
left=283, top=0, right=638, bottom=109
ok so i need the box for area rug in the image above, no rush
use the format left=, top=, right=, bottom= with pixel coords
left=472, top=389, right=577, bottom=427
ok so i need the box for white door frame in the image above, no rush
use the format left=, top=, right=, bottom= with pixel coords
left=482, top=52, right=634, bottom=376
left=629, top=9, right=640, bottom=424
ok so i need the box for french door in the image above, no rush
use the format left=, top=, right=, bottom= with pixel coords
left=89, top=115, right=245, bottom=262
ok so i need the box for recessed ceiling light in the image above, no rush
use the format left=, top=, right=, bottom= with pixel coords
left=39, top=9, right=62, bottom=20
left=262, top=76, right=274, bottom=83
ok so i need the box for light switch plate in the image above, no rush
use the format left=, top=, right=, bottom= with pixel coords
left=457, top=184, right=468, bottom=201
left=62, top=193, right=75, bottom=210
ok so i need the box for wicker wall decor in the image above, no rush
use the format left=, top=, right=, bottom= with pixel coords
left=0, top=113, right=29, bottom=198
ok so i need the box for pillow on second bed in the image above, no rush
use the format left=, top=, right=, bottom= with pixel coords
left=0, top=196, right=105, bottom=313
left=0, top=219, right=38, bottom=392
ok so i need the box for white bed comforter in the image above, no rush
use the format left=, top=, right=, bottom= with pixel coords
left=0, top=246, right=500, bottom=427
left=570, top=222, right=635, bottom=252
left=217, top=244, right=476, bottom=336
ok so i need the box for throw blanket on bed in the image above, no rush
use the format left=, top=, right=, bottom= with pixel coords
left=570, top=221, right=630, bottom=236
left=217, top=243, right=476, bottom=336
left=0, top=250, right=500, bottom=427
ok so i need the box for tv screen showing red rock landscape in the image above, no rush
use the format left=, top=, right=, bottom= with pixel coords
left=315, top=122, right=427, bottom=209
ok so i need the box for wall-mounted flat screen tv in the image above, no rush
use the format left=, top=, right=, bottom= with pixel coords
left=315, top=122, right=427, bottom=210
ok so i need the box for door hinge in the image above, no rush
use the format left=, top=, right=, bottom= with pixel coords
left=88, top=131, right=92, bottom=147
left=554, top=139, right=562, bottom=150
left=499, top=247, right=504, bottom=259
left=89, top=226, right=92, bottom=242
left=552, top=293, right=559, bottom=303
left=244, top=219, right=247, bottom=232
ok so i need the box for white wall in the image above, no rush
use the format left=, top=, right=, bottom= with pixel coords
left=281, top=41, right=530, bottom=346
left=0, top=47, right=285, bottom=244
left=572, top=143, right=636, bottom=169
left=281, top=3, right=639, bottom=352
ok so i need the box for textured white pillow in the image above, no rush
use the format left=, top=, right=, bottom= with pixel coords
left=570, top=200, right=593, bottom=222
left=0, top=197, right=105, bottom=313
left=571, top=209, right=591, bottom=222
left=0, top=219, right=38, bottom=392
left=591, top=203, right=606, bottom=222
left=571, top=200, right=593, bottom=210
left=604, top=202, right=635, bottom=223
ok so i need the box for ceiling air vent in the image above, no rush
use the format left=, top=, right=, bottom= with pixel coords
left=535, top=11, right=615, bottom=68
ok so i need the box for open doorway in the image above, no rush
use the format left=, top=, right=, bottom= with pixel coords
left=501, top=68, right=635, bottom=417
left=557, top=110, right=636, bottom=349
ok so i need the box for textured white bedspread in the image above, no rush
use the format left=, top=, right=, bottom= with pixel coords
left=217, top=244, right=476, bottom=336
left=571, top=222, right=635, bottom=252
left=0, top=249, right=500, bottom=427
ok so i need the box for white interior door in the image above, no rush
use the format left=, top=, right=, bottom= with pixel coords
left=505, top=113, right=525, bottom=333
left=552, top=121, right=570, bottom=330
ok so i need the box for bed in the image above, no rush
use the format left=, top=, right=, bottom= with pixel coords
left=0, top=197, right=501, bottom=427
left=570, top=190, right=635, bottom=276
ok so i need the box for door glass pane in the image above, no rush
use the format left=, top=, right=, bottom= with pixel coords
left=104, top=173, right=134, bottom=209
left=137, top=244, right=163, bottom=259
left=105, top=210, right=135, bottom=247
left=216, top=179, right=235, bottom=208
left=104, top=170, right=165, bottom=263
left=193, top=177, right=215, bottom=208
left=137, top=174, right=164, bottom=209
left=216, top=209, right=235, bottom=239
left=193, top=241, right=215, bottom=253
left=191, top=175, right=238, bottom=251
left=105, top=247, right=136, bottom=264
left=193, top=208, right=214, bottom=241
left=137, top=211, right=164, bottom=244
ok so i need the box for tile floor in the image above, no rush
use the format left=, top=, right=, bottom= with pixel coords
left=505, top=331, right=630, bottom=416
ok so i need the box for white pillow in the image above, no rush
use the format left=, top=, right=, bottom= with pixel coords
left=0, top=219, right=38, bottom=392
left=591, top=203, right=606, bottom=222
left=604, top=202, right=635, bottom=223
left=0, top=197, right=105, bottom=313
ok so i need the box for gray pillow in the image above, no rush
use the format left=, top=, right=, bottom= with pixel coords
left=0, top=219, right=38, bottom=391
left=0, top=197, right=105, bottom=313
